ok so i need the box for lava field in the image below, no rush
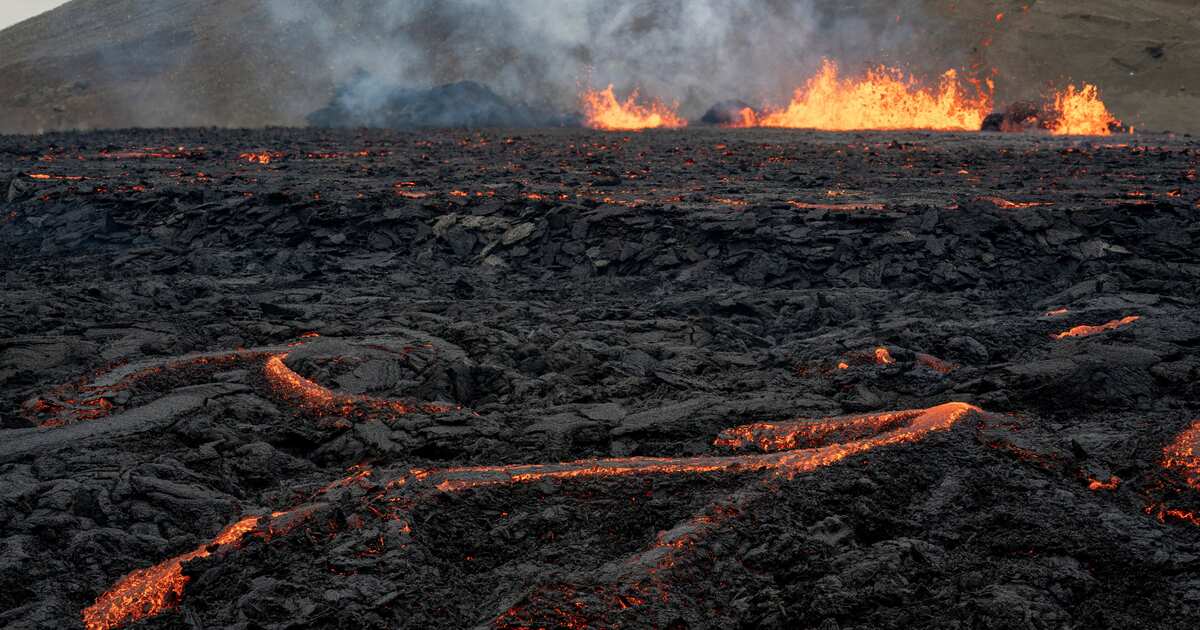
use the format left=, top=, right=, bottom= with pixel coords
left=1, top=127, right=1199, bottom=629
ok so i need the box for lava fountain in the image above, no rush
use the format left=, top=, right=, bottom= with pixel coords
left=737, top=59, right=993, bottom=131
left=580, top=85, right=688, bottom=131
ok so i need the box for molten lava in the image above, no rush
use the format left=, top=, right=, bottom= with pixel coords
left=580, top=86, right=687, bottom=131
left=82, top=400, right=980, bottom=628
left=1049, top=84, right=1121, bottom=136
left=745, top=60, right=992, bottom=131
left=1053, top=315, right=1140, bottom=339
left=82, top=517, right=260, bottom=630
left=1163, top=421, right=1200, bottom=490
left=263, top=353, right=454, bottom=417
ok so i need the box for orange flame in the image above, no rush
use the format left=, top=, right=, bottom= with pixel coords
left=82, top=517, right=259, bottom=630
left=1049, top=84, right=1120, bottom=136
left=874, top=347, right=896, bottom=365
left=747, top=60, right=991, bottom=131
left=580, top=85, right=687, bottom=131
left=1053, top=315, right=1140, bottom=340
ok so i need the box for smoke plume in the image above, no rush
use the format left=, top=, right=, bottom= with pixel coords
left=268, top=0, right=926, bottom=121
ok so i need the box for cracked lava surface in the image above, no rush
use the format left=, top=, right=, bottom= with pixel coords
left=1, top=128, right=1199, bottom=629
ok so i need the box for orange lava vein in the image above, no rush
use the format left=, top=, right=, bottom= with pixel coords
left=394, top=403, right=979, bottom=493
left=1053, top=315, right=1140, bottom=340
left=580, top=86, right=687, bottom=131
left=82, top=517, right=260, bottom=630
left=263, top=354, right=454, bottom=417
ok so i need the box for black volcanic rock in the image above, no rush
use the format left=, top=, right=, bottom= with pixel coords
left=700, top=99, right=758, bottom=125
left=308, top=78, right=578, bottom=129
left=1, top=127, right=1198, bottom=629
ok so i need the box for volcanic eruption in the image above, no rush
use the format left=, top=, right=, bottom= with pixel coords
left=2, top=1, right=1199, bottom=629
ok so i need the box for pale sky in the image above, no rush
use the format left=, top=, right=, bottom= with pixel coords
left=0, top=0, right=71, bottom=30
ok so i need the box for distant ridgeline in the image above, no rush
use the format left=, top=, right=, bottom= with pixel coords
left=307, top=78, right=581, bottom=129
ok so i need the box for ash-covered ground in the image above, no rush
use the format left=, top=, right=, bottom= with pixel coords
left=2, top=128, right=1199, bottom=629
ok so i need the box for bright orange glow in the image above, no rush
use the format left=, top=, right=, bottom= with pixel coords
left=83, top=517, right=259, bottom=630
left=1087, top=476, right=1121, bottom=491
left=389, top=403, right=980, bottom=493
left=238, top=151, right=286, bottom=165
left=874, top=347, right=896, bottom=365
left=263, top=353, right=453, bottom=417
left=83, top=402, right=980, bottom=627
left=1053, top=315, right=1140, bottom=339
left=1163, top=421, right=1200, bottom=490
left=580, top=85, right=687, bottom=131
left=28, top=173, right=85, bottom=181
left=1049, top=84, right=1120, bottom=136
left=747, top=60, right=991, bottom=131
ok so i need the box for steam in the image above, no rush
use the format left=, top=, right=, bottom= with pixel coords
left=267, top=0, right=925, bottom=121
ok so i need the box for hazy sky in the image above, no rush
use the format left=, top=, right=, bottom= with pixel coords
left=0, top=0, right=70, bottom=30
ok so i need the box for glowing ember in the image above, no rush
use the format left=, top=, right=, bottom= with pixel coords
left=28, top=173, right=85, bottom=181
left=1045, top=308, right=1070, bottom=317
left=238, top=151, right=286, bottom=165
left=1087, top=476, right=1121, bottom=491
left=1163, top=421, right=1200, bottom=490
left=580, top=85, right=687, bottom=131
left=82, top=517, right=259, bottom=630
left=746, top=59, right=991, bottom=131
left=1053, top=315, right=1140, bottom=340
left=874, top=347, right=896, bottom=365
left=1049, top=84, right=1121, bottom=136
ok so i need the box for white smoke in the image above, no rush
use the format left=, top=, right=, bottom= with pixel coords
left=267, top=0, right=925, bottom=120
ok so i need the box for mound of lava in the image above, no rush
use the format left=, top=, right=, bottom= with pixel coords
left=1, top=127, right=1198, bottom=629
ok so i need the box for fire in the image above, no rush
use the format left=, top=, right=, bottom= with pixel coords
left=580, top=85, right=687, bottom=131
left=745, top=59, right=991, bottom=131
left=1049, top=84, right=1121, bottom=136
left=1052, top=315, right=1140, bottom=339
left=82, top=517, right=259, bottom=630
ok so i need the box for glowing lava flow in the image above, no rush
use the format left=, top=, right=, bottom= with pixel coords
left=1162, top=421, right=1200, bottom=491
left=82, top=517, right=260, bottom=630
left=1053, top=315, right=1140, bottom=340
left=263, top=353, right=455, bottom=417
left=1049, top=84, right=1121, bottom=136
left=580, top=86, right=687, bottom=131
left=742, top=59, right=992, bottom=131
left=1147, top=421, right=1200, bottom=526
left=389, top=403, right=979, bottom=492
left=82, top=403, right=980, bottom=628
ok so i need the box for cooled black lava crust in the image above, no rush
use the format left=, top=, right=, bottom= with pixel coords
left=1, top=128, right=1199, bottom=629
